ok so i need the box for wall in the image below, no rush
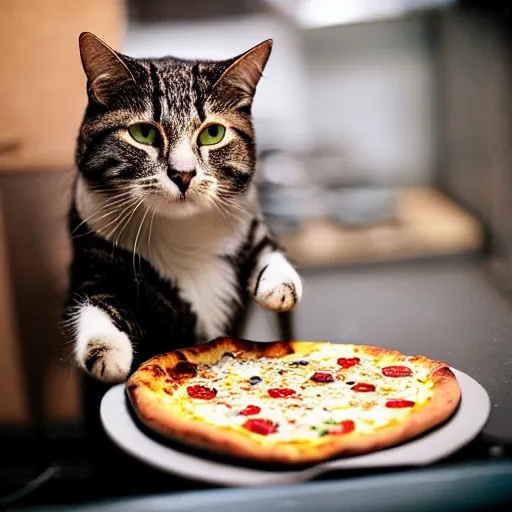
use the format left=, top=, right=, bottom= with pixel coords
left=0, top=171, right=81, bottom=429
left=437, top=8, right=512, bottom=290
left=301, top=18, right=437, bottom=185
left=0, top=0, right=126, bottom=172
left=0, top=197, right=28, bottom=425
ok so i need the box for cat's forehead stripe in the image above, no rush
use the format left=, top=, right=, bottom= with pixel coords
left=149, top=62, right=162, bottom=123
left=191, top=63, right=206, bottom=123
left=154, top=61, right=199, bottom=141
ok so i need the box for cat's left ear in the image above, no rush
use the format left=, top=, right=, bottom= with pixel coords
left=215, top=40, right=273, bottom=104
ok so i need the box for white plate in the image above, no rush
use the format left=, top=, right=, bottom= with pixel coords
left=100, top=368, right=490, bottom=487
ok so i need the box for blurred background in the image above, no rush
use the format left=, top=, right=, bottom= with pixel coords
left=1, top=0, right=512, bottom=503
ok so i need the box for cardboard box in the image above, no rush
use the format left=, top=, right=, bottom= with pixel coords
left=0, top=0, right=125, bottom=172
left=0, top=195, right=28, bottom=424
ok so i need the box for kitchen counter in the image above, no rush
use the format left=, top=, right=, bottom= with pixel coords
left=5, top=256, right=512, bottom=509
left=280, top=188, right=483, bottom=267
left=16, top=461, right=512, bottom=512
left=245, top=256, right=512, bottom=444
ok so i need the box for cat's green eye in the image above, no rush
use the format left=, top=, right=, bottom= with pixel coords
left=129, top=123, right=161, bottom=146
left=198, top=124, right=226, bottom=146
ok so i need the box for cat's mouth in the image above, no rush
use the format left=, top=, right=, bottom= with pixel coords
left=146, top=185, right=214, bottom=219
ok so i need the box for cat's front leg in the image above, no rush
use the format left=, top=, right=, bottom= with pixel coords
left=251, top=251, right=303, bottom=312
left=71, top=303, right=134, bottom=384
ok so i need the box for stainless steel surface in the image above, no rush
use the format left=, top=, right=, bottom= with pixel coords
left=21, top=461, right=512, bottom=512
left=244, top=258, right=512, bottom=443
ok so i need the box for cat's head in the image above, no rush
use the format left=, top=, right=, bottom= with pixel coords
left=76, top=32, right=271, bottom=220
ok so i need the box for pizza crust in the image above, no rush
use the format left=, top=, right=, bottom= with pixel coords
left=126, top=338, right=461, bottom=465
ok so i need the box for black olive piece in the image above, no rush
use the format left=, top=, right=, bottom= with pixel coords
left=290, top=360, right=309, bottom=366
left=249, top=376, right=262, bottom=385
left=346, top=381, right=355, bottom=385
left=174, top=361, right=197, bottom=375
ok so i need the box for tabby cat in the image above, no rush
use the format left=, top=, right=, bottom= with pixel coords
left=63, top=32, right=302, bottom=384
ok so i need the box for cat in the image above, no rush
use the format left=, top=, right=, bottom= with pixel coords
left=62, top=32, right=303, bottom=384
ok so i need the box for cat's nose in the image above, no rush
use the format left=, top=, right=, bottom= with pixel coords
left=168, top=169, right=196, bottom=194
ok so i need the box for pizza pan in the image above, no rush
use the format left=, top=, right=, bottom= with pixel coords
left=100, top=368, right=490, bottom=487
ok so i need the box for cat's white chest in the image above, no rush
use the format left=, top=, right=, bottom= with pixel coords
left=145, top=215, right=245, bottom=340
left=173, top=256, right=239, bottom=339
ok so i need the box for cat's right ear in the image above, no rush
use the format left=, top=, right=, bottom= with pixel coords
left=79, top=32, right=134, bottom=105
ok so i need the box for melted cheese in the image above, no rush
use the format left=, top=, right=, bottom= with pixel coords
left=174, top=346, right=435, bottom=443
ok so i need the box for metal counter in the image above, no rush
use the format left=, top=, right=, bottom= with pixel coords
left=245, top=257, right=512, bottom=444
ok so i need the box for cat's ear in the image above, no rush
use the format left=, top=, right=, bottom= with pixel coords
left=215, top=40, right=273, bottom=104
left=79, top=32, right=134, bottom=105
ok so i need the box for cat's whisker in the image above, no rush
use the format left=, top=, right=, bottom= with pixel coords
left=214, top=184, right=247, bottom=203
left=71, top=198, right=137, bottom=240
left=212, top=196, right=245, bottom=232
left=108, top=207, right=137, bottom=246
left=79, top=198, right=134, bottom=229
left=214, top=196, right=235, bottom=218
left=92, top=199, right=140, bottom=240
left=71, top=193, right=135, bottom=236
left=209, top=197, right=231, bottom=227
left=105, top=207, right=139, bottom=245
left=135, top=177, right=160, bottom=185
left=147, top=208, right=156, bottom=261
left=102, top=198, right=142, bottom=242
left=71, top=202, right=133, bottom=240
left=132, top=205, right=152, bottom=276
left=83, top=188, right=137, bottom=202
left=211, top=194, right=231, bottom=214
left=111, top=196, right=147, bottom=247
left=214, top=194, right=248, bottom=218
left=88, top=177, right=156, bottom=191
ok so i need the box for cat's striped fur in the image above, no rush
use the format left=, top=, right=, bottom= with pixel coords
left=63, top=32, right=302, bottom=384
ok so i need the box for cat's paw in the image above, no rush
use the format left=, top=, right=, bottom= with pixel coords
left=81, top=336, right=132, bottom=384
left=74, top=305, right=133, bottom=384
left=252, top=252, right=303, bottom=312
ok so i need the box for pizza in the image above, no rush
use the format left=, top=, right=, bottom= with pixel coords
left=126, top=338, right=461, bottom=465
